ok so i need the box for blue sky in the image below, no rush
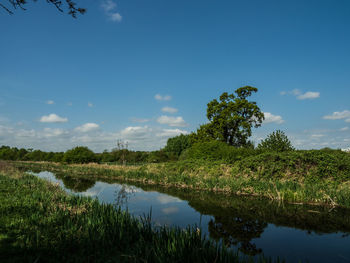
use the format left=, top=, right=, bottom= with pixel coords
left=1, top=0, right=350, bottom=151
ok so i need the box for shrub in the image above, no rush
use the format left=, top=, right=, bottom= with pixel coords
left=147, top=150, right=172, bottom=163
left=180, top=140, right=255, bottom=163
left=63, top=146, right=97, bottom=164
left=257, top=130, right=294, bottom=152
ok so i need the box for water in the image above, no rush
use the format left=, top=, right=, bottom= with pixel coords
left=32, top=171, right=350, bottom=263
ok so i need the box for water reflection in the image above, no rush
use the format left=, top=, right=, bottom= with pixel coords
left=31, top=171, right=350, bottom=263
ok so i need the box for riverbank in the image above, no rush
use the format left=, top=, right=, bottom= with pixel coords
left=0, top=162, right=278, bottom=263
left=13, top=159, right=350, bottom=208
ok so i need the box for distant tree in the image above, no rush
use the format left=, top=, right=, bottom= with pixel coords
left=164, top=134, right=192, bottom=157
left=63, top=146, right=97, bottom=164
left=193, top=86, right=264, bottom=147
left=257, top=130, right=294, bottom=152
left=1, top=0, right=86, bottom=18
left=115, top=140, right=129, bottom=165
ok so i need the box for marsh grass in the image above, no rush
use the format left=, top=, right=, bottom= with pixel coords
left=0, top=163, right=283, bottom=263
left=13, top=160, right=350, bottom=208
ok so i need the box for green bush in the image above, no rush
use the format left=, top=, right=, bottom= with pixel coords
left=147, top=150, right=173, bottom=163
left=62, top=146, right=97, bottom=164
left=238, top=150, right=350, bottom=180
left=257, top=130, right=294, bottom=152
left=180, top=141, right=255, bottom=163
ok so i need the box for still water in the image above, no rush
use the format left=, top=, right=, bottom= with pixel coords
left=32, top=171, right=350, bottom=263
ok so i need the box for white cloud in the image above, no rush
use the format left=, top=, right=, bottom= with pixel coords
left=161, top=107, right=178, bottom=114
left=75, top=123, right=100, bottom=133
left=323, top=110, right=350, bottom=121
left=281, top=89, right=320, bottom=100
left=155, top=94, right=172, bottom=101
left=131, top=118, right=150, bottom=123
left=297, top=91, right=320, bottom=100
left=263, top=112, right=285, bottom=124
left=39, top=114, right=68, bottom=123
left=42, top=128, right=67, bottom=137
left=311, top=134, right=325, bottom=139
left=291, top=89, right=301, bottom=96
left=46, top=100, right=54, bottom=105
left=101, top=0, right=122, bottom=22
left=120, top=126, right=153, bottom=140
left=110, top=13, right=122, bottom=22
left=88, top=102, right=93, bottom=107
left=156, top=129, right=188, bottom=137
left=157, top=115, right=187, bottom=127
left=340, top=127, right=349, bottom=131
left=101, top=0, right=116, bottom=12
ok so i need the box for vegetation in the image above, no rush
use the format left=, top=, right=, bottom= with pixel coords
left=257, top=130, right=294, bottom=152
left=0, top=162, right=277, bottom=263
left=14, top=148, right=350, bottom=208
left=164, top=134, right=192, bottom=157
left=63, top=146, right=97, bottom=164
left=191, top=86, right=264, bottom=147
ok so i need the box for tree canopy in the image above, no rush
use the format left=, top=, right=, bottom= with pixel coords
left=164, top=134, right=192, bottom=157
left=62, top=146, right=96, bottom=164
left=193, top=86, right=264, bottom=147
left=1, top=0, right=85, bottom=17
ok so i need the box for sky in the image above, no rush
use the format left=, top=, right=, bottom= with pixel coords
left=1, top=0, right=350, bottom=152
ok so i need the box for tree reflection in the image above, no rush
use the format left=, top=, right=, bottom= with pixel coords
left=209, top=216, right=266, bottom=256
left=56, top=174, right=96, bottom=192
left=114, top=184, right=137, bottom=208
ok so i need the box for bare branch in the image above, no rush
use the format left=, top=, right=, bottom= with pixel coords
left=0, top=0, right=85, bottom=17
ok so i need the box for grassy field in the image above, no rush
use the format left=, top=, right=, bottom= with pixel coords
left=0, top=161, right=282, bottom=263
left=13, top=159, right=350, bottom=208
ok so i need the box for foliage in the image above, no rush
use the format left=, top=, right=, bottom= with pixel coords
left=147, top=150, right=174, bottom=163
left=0, top=146, right=64, bottom=162
left=238, top=149, right=350, bottom=181
left=192, top=86, right=264, bottom=147
left=0, top=145, right=154, bottom=164
left=0, top=0, right=86, bottom=18
left=62, top=146, right=97, bottom=164
left=257, top=130, right=294, bottom=152
left=180, top=141, right=255, bottom=163
left=164, top=134, right=192, bottom=157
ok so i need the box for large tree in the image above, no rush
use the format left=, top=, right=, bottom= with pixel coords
left=0, top=0, right=85, bottom=17
left=196, top=86, right=264, bottom=147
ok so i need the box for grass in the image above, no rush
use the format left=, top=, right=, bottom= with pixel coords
left=13, top=160, right=350, bottom=208
left=0, top=161, right=282, bottom=263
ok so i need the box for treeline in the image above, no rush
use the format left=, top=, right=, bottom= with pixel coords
left=0, top=145, right=175, bottom=164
